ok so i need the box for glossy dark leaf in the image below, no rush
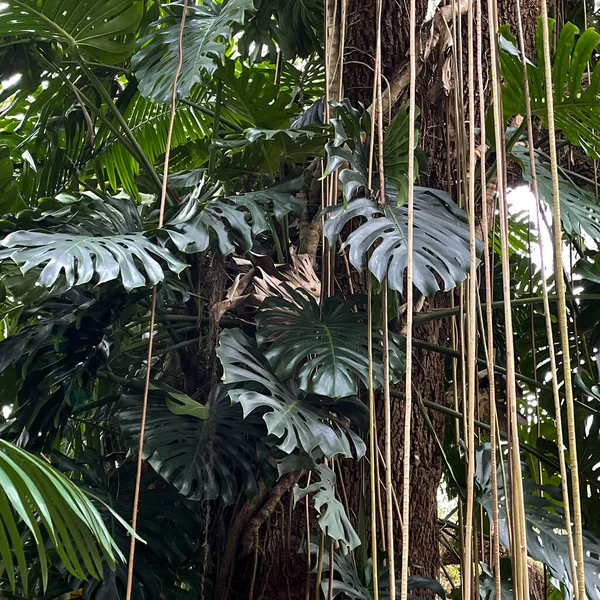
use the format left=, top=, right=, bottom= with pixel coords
left=165, top=178, right=305, bottom=255
left=119, top=386, right=264, bottom=505
left=217, top=328, right=366, bottom=458
left=133, top=0, right=252, bottom=103
left=324, top=187, right=480, bottom=296
left=257, top=288, right=404, bottom=398
left=476, top=444, right=600, bottom=600
left=294, top=463, right=360, bottom=553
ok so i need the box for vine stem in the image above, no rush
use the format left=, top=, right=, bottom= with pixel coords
left=464, top=0, right=478, bottom=597
left=486, top=0, right=530, bottom=597
left=476, top=0, right=501, bottom=594
left=514, top=0, right=579, bottom=596
left=538, top=3, right=586, bottom=597
left=124, top=2, right=188, bottom=599
left=399, top=0, right=416, bottom=596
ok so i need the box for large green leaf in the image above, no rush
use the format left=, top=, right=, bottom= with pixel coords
left=133, top=0, right=252, bottom=103
left=165, top=178, right=305, bottom=256
left=256, top=288, right=405, bottom=398
left=0, top=231, right=187, bottom=292
left=217, top=328, right=366, bottom=458
left=323, top=187, right=479, bottom=297
left=0, top=439, right=123, bottom=594
left=119, top=386, right=264, bottom=505
left=0, top=0, right=143, bottom=64
left=500, top=20, right=600, bottom=158
left=512, top=145, right=600, bottom=243
left=236, top=0, right=323, bottom=62
left=294, top=463, right=360, bottom=554
left=216, top=61, right=298, bottom=129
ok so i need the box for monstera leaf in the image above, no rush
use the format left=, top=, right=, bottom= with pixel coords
left=165, top=179, right=305, bottom=255
left=500, top=20, right=600, bottom=158
left=119, top=386, right=264, bottom=505
left=236, top=0, right=323, bottom=62
left=256, top=288, right=405, bottom=398
left=0, top=439, right=124, bottom=594
left=294, top=463, right=360, bottom=554
left=217, top=328, right=366, bottom=458
left=476, top=444, right=600, bottom=600
left=512, top=145, right=600, bottom=243
left=0, top=0, right=143, bottom=64
left=0, top=231, right=187, bottom=292
left=133, top=0, right=252, bottom=103
left=324, top=187, right=479, bottom=296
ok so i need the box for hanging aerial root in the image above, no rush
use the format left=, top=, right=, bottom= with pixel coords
left=538, top=2, right=587, bottom=597
left=486, top=0, right=530, bottom=598
left=124, top=2, right=188, bottom=599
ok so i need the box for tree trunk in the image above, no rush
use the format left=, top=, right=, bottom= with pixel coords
left=215, top=2, right=541, bottom=598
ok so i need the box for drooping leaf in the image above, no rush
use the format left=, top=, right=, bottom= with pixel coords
left=133, top=0, right=253, bottom=103
left=0, top=439, right=124, bottom=594
left=324, top=100, right=371, bottom=202
left=119, top=386, right=264, bottom=505
left=256, top=288, right=405, bottom=398
left=323, top=187, right=480, bottom=296
left=294, top=463, right=360, bottom=554
left=0, top=231, right=187, bottom=292
left=500, top=20, right=600, bottom=158
left=217, top=328, right=366, bottom=458
left=95, top=88, right=213, bottom=199
left=0, top=0, right=143, bottom=64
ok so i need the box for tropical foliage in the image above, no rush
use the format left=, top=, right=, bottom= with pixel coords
left=0, top=1, right=599, bottom=600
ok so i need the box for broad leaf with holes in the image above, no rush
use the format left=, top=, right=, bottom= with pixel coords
left=165, top=178, right=305, bottom=255
left=324, top=187, right=479, bottom=296
left=0, top=439, right=124, bottom=594
left=294, top=463, right=360, bottom=554
left=0, top=231, right=187, bottom=292
left=500, top=20, right=600, bottom=158
left=217, top=328, right=366, bottom=458
left=119, top=386, right=265, bottom=505
left=0, top=0, right=143, bottom=64
left=257, top=288, right=405, bottom=398
left=512, top=145, right=600, bottom=243
left=133, top=0, right=253, bottom=103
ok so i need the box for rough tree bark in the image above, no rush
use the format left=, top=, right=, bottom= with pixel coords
left=215, top=1, right=540, bottom=598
